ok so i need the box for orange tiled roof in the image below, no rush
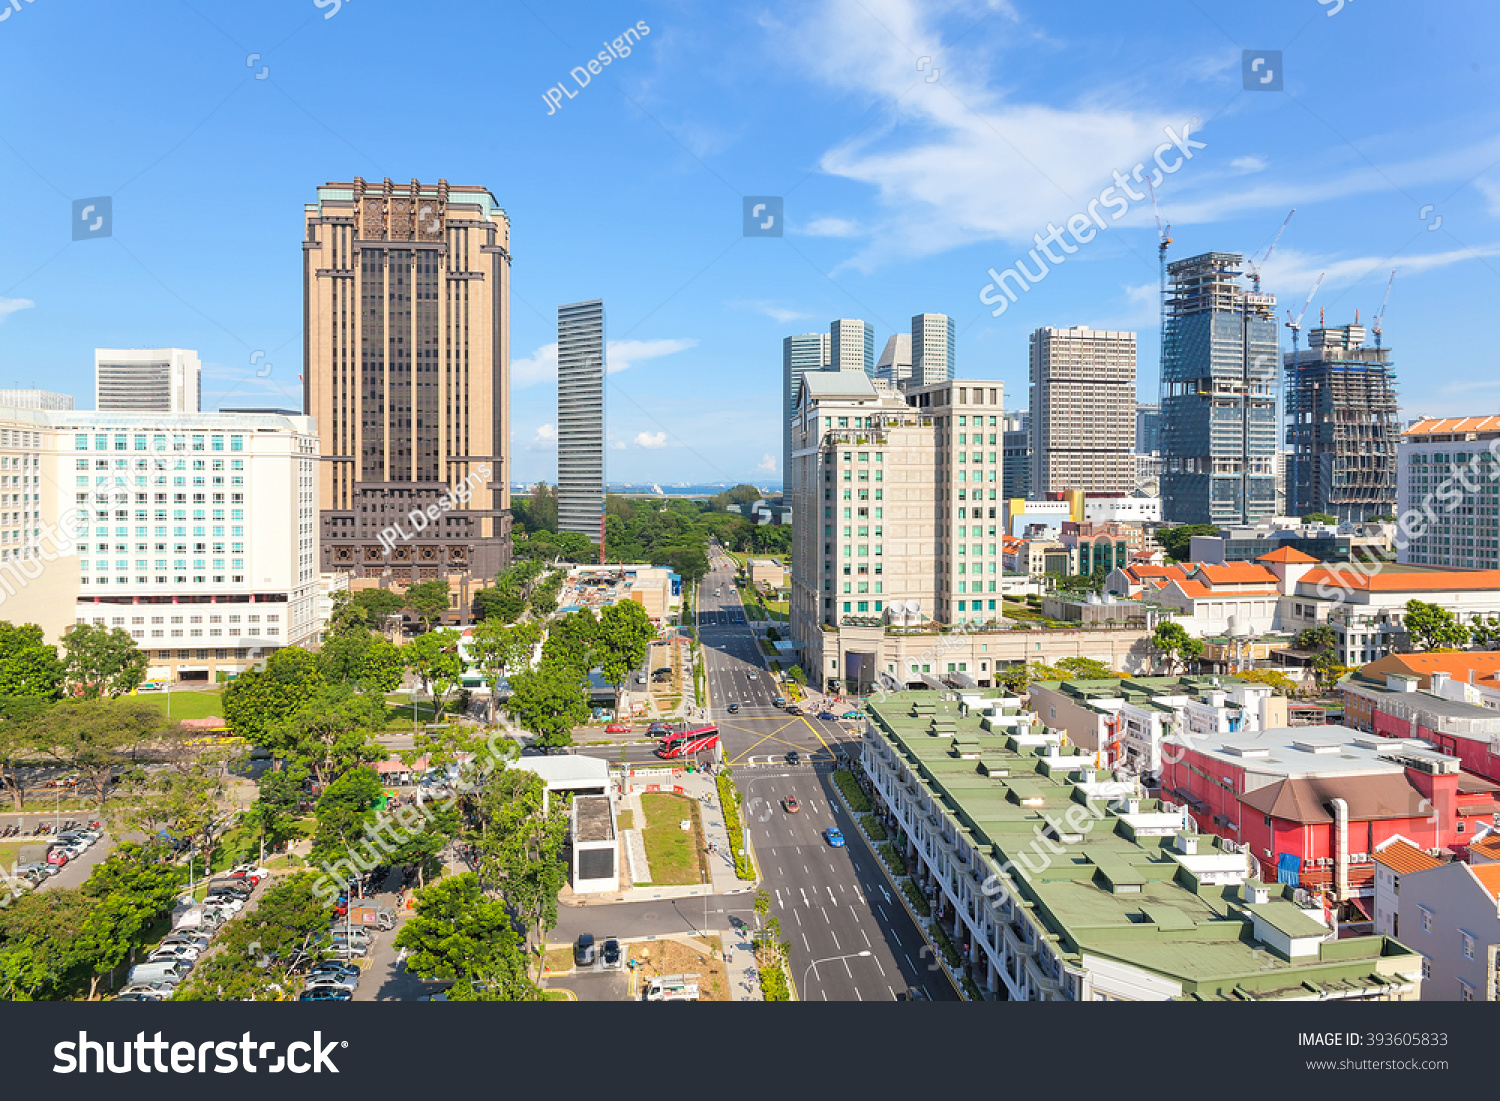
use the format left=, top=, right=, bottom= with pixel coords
left=1469, top=862, right=1500, bottom=900
left=1404, top=416, right=1500, bottom=436
left=1378, top=652, right=1500, bottom=679
left=1467, top=836, right=1500, bottom=861
left=1194, top=562, right=1280, bottom=585
left=1374, top=838, right=1442, bottom=875
left=1169, top=580, right=1278, bottom=598
left=1257, top=547, right=1318, bottom=564
left=1301, top=567, right=1500, bottom=593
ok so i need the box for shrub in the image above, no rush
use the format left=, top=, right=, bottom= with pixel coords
left=716, top=771, right=756, bottom=880
left=931, top=922, right=963, bottom=970
left=899, top=877, right=931, bottom=917
left=832, top=770, right=871, bottom=812
left=861, top=816, right=888, bottom=842
left=961, top=976, right=984, bottom=1001
left=877, top=843, right=907, bottom=877
left=759, top=965, right=791, bottom=1001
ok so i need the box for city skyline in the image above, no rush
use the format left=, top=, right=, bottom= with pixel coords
left=3, top=2, right=1499, bottom=486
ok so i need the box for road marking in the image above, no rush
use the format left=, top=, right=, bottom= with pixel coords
left=838, top=883, right=845, bottom=893
left=860, top=928, right=871, bottom=948
left=802, top=932, right=810, bottom=951
left=821, top=990, right=828, bottom=1001
left=774, top=889, right=783, bottom=908
left=854, top=987, right=862, bottom=1001
left=879, top=905, right=890, bottom=922
left=830, top=931, right=841, bottom=950
left=800, top=888, right=809, bottom=907
left=821, top=907, right=830, bottom=924
left=826, top=885, right=837, bottom=904
left=843, top=958, right=854, bottom=978
left=872, top=955, right=886, bottom=977
left=879, top=885, right=891, bottom=905
left=904, top=953, right=915, bottom=971
left=888, top=986, right=897, bottom=1001
left=792, top=909, right=801, bottom=926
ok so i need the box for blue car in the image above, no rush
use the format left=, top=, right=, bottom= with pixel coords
left=818, top=711, right=836, bottom=721
left=825, top=827, right=845, bottom=848
left=298, top=988, right=352, bottom=1002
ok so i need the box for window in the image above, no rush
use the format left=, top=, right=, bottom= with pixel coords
left=1420, top=907, right=1433, bottom=933
left=1463, top=931, right=1475, bottom=960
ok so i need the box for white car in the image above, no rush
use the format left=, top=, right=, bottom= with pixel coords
left=747, top=671, right=758, bottom=680
left=303, top=973, right=359, bottom=993
left=117, top=983, right=173, bottom=1000
left=148, top=944, right=201, bottom=964
left=203, top=894, right=246, bottom=912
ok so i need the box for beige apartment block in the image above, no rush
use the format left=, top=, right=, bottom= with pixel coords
left=305, top=177, right=512, bottom=588
left=0, top=408, right=77, bottom=641
left=1028, top=325, right=1136, bottom=496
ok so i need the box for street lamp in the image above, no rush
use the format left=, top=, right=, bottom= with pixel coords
left=802, top=950, right=871, bottom=994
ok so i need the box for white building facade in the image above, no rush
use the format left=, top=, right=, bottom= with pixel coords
left=94, top=348, right=201, bottom=414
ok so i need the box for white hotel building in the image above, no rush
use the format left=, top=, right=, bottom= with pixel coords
left=48, top=412, right=319, bottom=682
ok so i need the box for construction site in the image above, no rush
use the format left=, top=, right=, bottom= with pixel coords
left=1283, top=319, right=1399, bottom=524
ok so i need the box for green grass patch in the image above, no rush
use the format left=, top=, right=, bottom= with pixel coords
left=134, top=690, right=225, bottom=722
left=639, top=793, right=709, bottom=886
left=899, top=876, right=931, bottom=917
left=616, top=809, right=633, bottom=831
left=832, top=770, right=871, bottom=812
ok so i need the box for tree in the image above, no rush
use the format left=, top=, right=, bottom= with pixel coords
left=1055, top=656, right=1114, bottom=680
left=0, top=622, right=63, bottom=699
left=785, top=665, right=807, bottom=687
left=545, top=609, right=599, bottom=672
left=1404, top=599, right=1471, bottom=652
left=505, top=664, right=589, bottom=752
left=113, top=736, right=238, bottom=861
left=1469, top=616, right=1500, bottom=651
left=324, top=590, right=369, bottom=637
left=477, top=769, right=569, bottom=984
left=1151, top=621, right=1204, bottom=674
left=0, top=696, right=46, bottom=810
left=393, top=873, right=537, bottom=1000
left=0, top=887, right=94, bottom=999
left=61, top=624, right=148, bottom=699
left=76, top=843, right=187, bottom=999
left=1153, top=524, right=1221, bottom=563
left=997, top=663, right=1065, bottom=694
left=405, top=629, right=464, bottom=725
left=266, top=686, right=385, bottom=785
left=311, top=765, right=385, bottom=866
left=173, top=874, right=331, bottom=1002
left=468, top=619, right=541, bottom=727
left=316, top=630, right=375, bottom=687
left=596, top=600, right=653, bottom=716
left=1294, top=624, right=1338, bottom=655
left=473, top=586, right=525, bottom=624
left=358, top=638, right=406, bottom=694
left=1302, top=513, right=1338, bottom=525
left=353, top=588, right=406, bottom=637
left=405, top=579, right=453, bottom=633
left=222, top=646, right=324, bottom=743
left=245, top=763, right=309, bottom=862
left=35, top=697, right=168, bottom=808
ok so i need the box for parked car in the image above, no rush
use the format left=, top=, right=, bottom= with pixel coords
left=159, top=934, right=211, bottom=951
left=305, top=961, right=360, bottom=980
left=298, top=988, right=352, bottom=1002
left=784, top=795, right=800, bottom=813
left=647, top=723, right=672, bottom=737
left=147, top=944, right=201, bottom=964
left=747, top=671, right=758, bottom=680
left=303, top=973, right=360, bottom=993
left=574, top=933, right=596, bottom=967
left=785, top=704, right=802, bottom=716
left=818, top=711, right=837, bottom=721
left=116, top=983, right=174, bottom=1000
left=824, top=827, right=846, bottom=848
left=772, top=696, right=786, bottom=707
left=602, top=938, right=621, bottom=968
left=137, top=682, right=166, bottom=692
left=45, top=849, right=68, bottom=867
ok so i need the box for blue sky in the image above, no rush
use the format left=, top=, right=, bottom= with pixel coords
left=2, top=0, right=1498, bottom=487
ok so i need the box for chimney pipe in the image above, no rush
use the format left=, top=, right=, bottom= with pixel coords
left=1331, top=797, right=1349, bottom=903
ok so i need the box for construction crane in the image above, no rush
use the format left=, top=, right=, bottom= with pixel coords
left=1371, top=269, right=1396, bottom=348
left=1245, top=209, right=1295, bottom=293
left=1285, top=272, right=1325, bottom=355
left=1147, top=177, right=1172, bottom=398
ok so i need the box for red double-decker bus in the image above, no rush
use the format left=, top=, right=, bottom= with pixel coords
left=655, top=725, right=720, bottom=759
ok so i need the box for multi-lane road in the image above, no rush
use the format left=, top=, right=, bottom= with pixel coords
left=695, top=544, right=958, bottom=1001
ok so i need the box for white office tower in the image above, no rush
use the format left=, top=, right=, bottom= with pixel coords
left=94, top=349, right=201, bottom=413
left=558, top=300, right=606, bottom=544
left=910, top=314, right=955, bottom=387
left=782, top=332, right=831, bottom=496
left=0, top=390, right=73, bottom=410
left=875, top=333, right=912, bottom=387
left=1028, top=325, right=1137, bottom=496
left=830, top=319, right=875, bottom=376
left=57, top=411, right=320, bottom=682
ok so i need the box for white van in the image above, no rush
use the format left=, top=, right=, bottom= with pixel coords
left=128, top=961, right=190, bottom=986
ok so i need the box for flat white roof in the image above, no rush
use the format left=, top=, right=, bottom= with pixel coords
left=510, top=754, right=609, bottom=789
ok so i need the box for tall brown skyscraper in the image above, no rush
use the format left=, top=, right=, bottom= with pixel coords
left=304, top=177, right=512, bottom=590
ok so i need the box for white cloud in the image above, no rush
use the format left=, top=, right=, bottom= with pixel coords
left=0, top=297, right=34, bottom=321
left=530, top=423, right=557, bottom=450
left=1256, top=244, right=1500, bottom=308
left=801, top=216, right=865, bottom=238
left=1229, top=155, right=1267, bottom=173
left=733, top=299, right=812, bottom=324
left=756, top=453, right=777, bottom=472
left=511, top=337, right=697, bottom=387
left=634, top=431, right=668, bottom=449
left=610, top=440, right=627, bottom=450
